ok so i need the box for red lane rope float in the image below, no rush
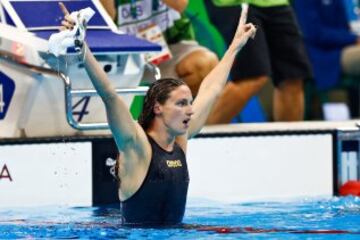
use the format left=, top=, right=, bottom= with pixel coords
left=2, top=221, right=359, bottom=234
left=339, top=180, right=360, bottom=197
left=189, top=225, right=360, bottom=234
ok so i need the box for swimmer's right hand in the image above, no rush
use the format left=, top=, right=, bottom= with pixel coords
left=59, top=2, right=76, bottom=31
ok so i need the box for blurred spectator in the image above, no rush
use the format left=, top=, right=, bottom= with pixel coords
left=101, top=0, right=218, bottom=96
left=293, top=0, right=360, bottom=90
left=204, top=0, right=312, bottom=124
left=99, top=0, right=116, bottom=20
left=293, top=0, right=360, bottom=119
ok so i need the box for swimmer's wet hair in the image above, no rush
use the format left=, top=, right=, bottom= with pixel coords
left=138, top=78, right=186, bottom=130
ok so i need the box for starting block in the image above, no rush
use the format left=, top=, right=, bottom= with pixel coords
left=0, top=0, right=161, bottom=138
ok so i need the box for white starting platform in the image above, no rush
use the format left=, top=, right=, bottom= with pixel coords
left=0, top=0, right=160, bottom=138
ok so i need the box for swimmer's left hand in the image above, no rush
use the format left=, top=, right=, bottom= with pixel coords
left=229, top=4, right=257, bottom=53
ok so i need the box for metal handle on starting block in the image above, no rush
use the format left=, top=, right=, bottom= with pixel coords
left=61, top=73, right=149, bottom=130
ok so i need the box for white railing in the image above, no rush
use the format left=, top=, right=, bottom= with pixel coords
left=0, top=84, right=4, bottom=113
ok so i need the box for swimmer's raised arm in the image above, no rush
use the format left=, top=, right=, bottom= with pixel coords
left=188, top=5, right=256, bottom=138
left=59, top=2, right=147, bottom=152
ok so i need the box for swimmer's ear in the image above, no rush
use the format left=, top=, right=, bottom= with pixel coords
left=154, top=102, right=162, bottom=115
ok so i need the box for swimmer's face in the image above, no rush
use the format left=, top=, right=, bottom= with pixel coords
left=155, top=85, right=194, bottom=135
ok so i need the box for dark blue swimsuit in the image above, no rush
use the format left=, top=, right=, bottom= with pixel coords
left=120, top=136, right=189, bottom=226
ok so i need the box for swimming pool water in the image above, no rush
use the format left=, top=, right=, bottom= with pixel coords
left=0, top=197, right=359, bottom=239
